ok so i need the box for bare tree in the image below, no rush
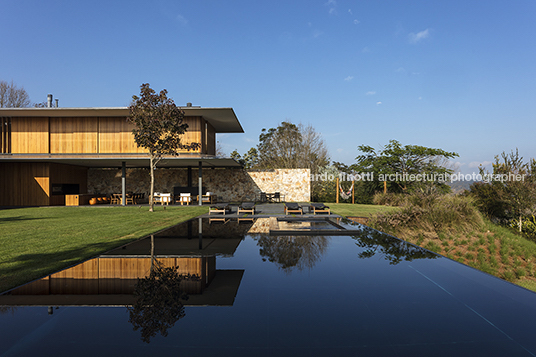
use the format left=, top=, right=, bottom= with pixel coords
left=0, top=80, right=31, bottom=108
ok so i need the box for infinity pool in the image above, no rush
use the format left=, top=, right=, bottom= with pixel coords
left=1, top=218, right=536, bottom=356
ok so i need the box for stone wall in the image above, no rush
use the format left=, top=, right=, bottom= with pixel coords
left=88, top=168, right=310, bottom=202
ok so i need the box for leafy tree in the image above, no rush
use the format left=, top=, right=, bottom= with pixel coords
left=0, top=80, right=31, bottom=108
left=351, top=139, right=458, bottom=194
left=257, top=121, right=302, bottom=168
left=128, top=83, right=199, bottom=211
left=470, top=149, right=536, bottom=232
left=230, top=147, right=258, bottom=169
left=312, top=164, right=340, bottom=203
left=256, top=122, right=329, bottom=173
left=237, top=121, right=330, bottom=198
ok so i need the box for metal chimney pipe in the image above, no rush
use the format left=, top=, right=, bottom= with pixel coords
left=187, top=102, right=192, bottom=107
left=47, top=94, right=53, bottom=108
left=55, top=99, right=59, bottom=108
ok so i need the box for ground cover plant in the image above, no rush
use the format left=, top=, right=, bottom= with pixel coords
left=0, top=205, right=208, bottom=293
left=329, top=203, right=398, bottom=218
left=365, top=192, right=536, bottom=291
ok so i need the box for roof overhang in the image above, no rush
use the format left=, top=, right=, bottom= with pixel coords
left=0, top=106, right=244, bottom=133
left=0, top=154, right=243, bottom=168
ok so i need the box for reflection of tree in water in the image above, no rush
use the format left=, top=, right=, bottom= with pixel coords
left=127, top=259, right=197, bottom=343
left=256, top=235, right=330, bottom=272
left=353, top=228, right=437, bottom=265
left=127, top=236, right=199, bottom=343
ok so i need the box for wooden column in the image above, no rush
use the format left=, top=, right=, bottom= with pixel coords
left=352, top=179, right=355, bottom=204
left=336, top=177, right=339, bottom=204
left=121, top=161, right=126, bottom=206
left=198, top=161, right=203, bottom=206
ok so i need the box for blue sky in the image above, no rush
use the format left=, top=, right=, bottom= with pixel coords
left=2, top=0, right=535, bottom=174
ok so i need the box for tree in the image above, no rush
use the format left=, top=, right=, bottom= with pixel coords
left=0, top=80, right=31, bottom=108
left=128, top=83, right=199, bottom=211
left=255, top=122, right=329, bottom=172
left=257, top=121, right=303, bottom=169
left=351, top=139, right=458, bottom=194
left=230, top=147, right=258, bottom=169
left=252, top=121, right=329, bottom=198
left=470, top=149, right=536, bottom=232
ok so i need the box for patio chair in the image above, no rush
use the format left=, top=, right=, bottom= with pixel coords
left=209, top=203, right=232, bottom=215
left=178, top=193, right=191, bottom=205
left=198, top=192, right=217, bottom=204
left=310, top=203, right=330, bottom=215
left=110, top=193, right=121, bottom=205
left=284, top=202, right=303, bottom=215
left=238, top=202, right=256, bottom=215
left=160, top=193, right=172, bottom=205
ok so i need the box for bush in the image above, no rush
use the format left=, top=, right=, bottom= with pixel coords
left=509, top=215, right=536, bottom=240
left=372, top=192, right=408, bottom=206
left=369, top=192, right=484, bottom=240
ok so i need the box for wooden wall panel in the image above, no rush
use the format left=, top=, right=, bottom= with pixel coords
left=181, top=117, right=202, bottom=153
left=49, top=259, right=99, bottom=294
left=0, top=163, right=49, bottom=206
left=1, top=117, right=11, bottom=153
left=50, top=117, right=98, bottom=153
left=8, top=257, right=213, bottom=295
left=206, top=122, right=216, bottom=155
left=10, top=117, right=49, bottom=153
left=98, top=117, right=147, bottom=154
left=49, top=163, right=88, bottom=193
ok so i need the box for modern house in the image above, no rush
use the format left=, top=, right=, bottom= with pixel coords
left=0, top=105, right=244, bottom=206
left=0, top=103, right=311, bottom=207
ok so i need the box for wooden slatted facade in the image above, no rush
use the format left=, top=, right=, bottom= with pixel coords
left=4, top=115, right=211, bottom=155
left=10, top=256, right=215, bottom=295
left=0, top=107, right=243, bottom=206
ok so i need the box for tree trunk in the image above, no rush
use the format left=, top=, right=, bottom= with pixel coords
left=519, top=215, right=523, bottom=233
left=149, top=156, right=155, bottom=212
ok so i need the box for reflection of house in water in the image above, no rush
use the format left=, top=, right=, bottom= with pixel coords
left=1, top=219, right=255, bottom=307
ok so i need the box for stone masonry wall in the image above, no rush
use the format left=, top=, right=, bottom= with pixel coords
left=88, top=168, right=310, bottom=202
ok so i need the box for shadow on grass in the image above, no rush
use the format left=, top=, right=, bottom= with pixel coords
left=0, top=216, right=54, bottom=223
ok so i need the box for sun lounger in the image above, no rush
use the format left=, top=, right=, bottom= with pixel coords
left=238, top=202, right=256, bottom=215
left=284, top=202, right=303, bottom=215
left=209, top=203, right=232, bottom=215
left=310, top=203, right=330, bottom=215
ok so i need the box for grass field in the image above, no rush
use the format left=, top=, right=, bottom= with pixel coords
left=0, top=205, right=208, bottom=293
left=410, top=219, right=536, bottom=290
left=328, top=203, right=399, bottom=218
left=357, top=194, right=536, bottom=293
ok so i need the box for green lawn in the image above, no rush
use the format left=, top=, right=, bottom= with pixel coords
left=328, top=203, right=399, bottom=218
left=0, top=205, right=208, bottom=293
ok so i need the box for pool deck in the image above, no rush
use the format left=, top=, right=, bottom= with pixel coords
left=198, top=202, right=340, bottom=219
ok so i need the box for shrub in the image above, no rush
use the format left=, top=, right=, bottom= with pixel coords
left=372, top=192, right=408, bottom=206
left=509, top=215, right=536, bottom=240
left=369, top=192, right=484, bottom=240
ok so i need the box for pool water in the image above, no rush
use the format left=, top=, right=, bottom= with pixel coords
left=1, top=218, right=536, bottom=356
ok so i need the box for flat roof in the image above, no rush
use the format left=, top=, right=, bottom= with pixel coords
left=0, top=154, right=243, bottom=168
left=0, top=107, right=244, bottom=133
